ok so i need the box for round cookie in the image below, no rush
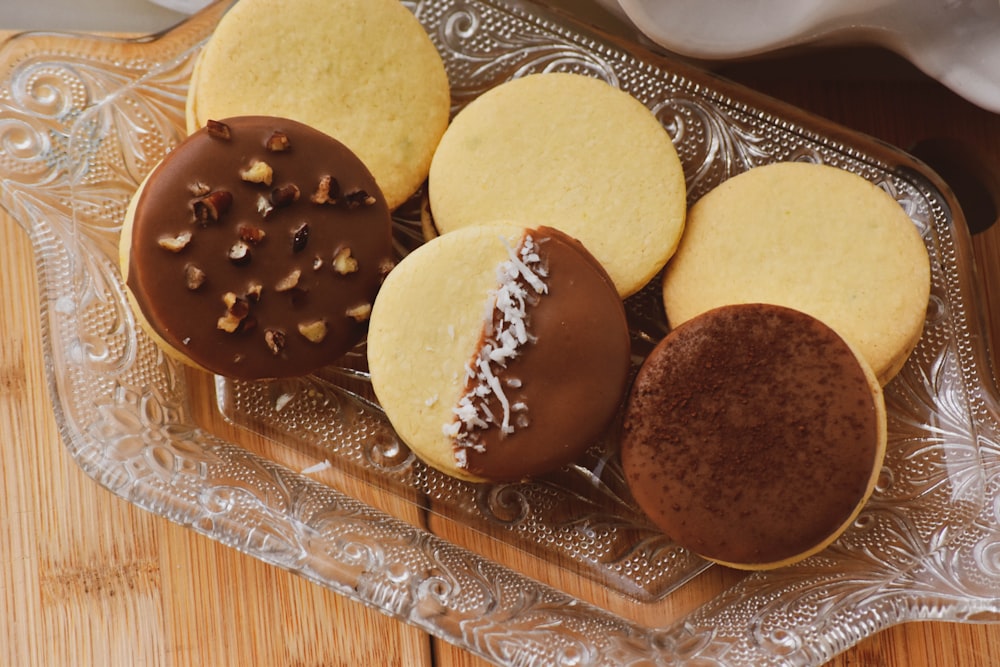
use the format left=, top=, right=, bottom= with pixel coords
left=661, top=161, right=930, bottom=385
left=367, top=223, right=631, bottom=483
left=427, top=72, right=687, bottom=298
left=187, top=0, right=451, bottom=211
left=121, top=115, right=394, bottom=380
left=621, top=303, right=887, bottom=570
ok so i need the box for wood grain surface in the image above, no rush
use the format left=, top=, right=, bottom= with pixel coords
left=3, top=16, right=1000, bottom=667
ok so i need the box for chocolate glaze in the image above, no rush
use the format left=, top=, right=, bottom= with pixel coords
left=126, top=116, right=393, bottom=379
left=621, top=303, right=880, bottom=566
left=458, top=227, right=631, bottom=482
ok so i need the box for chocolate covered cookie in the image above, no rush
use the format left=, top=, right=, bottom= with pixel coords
left=621, top=303, right=887, bottom=570
left=120, top=115, right=394, bottom=380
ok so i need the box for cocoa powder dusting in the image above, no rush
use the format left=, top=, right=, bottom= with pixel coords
left=621, top=303, right=880, bottom=566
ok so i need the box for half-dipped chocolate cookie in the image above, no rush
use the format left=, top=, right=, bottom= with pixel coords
left=367, top=223, right=631, bottom=483
left=621, top=303, right=887, bottom=570
left=120, top=115, right=394, bottom=380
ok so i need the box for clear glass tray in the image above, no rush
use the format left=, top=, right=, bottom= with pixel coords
left=2, top=1, right=999, bottom=664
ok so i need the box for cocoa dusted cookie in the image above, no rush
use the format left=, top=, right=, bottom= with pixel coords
left=621, top=303, right=887, bottom=570
left=662, top=161, right=930, bottom=385
left=427, top=72, right=687, bottom=298
left=367, top=223, right=631, bottom=483
left=120, top=115, right=394, bottom=380
left=186, top=0, right=451, bottom=211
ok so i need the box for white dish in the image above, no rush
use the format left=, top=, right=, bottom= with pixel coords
left=596, top=0, right=1000, bottom=113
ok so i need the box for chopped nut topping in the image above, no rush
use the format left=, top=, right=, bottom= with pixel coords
left=226, top=292, right=250, bottom=317
left=378, top=258, right=396, bottom=282
left=346, top=303, right=372, bottom=322
left=192, top=190, right=233, bottom=224
left=256, top=193, right=274, bottom=219
left=239, top=160, right=273, bottom=186
left=246, top=282, right=263, bottom=301
left=215, top=313, right=243, bottom=333
left=238, top=223, right=267, bottom=245
left=345, top=188, right=377, bottom=208
left=275, top=268, right=302, bottom=292
left=184, top=263, right=206, bottom=290
left=270, top=183, right=300, bottom=208
left=291, top=222, right=310, bottom=252
left=264, top=328, right=286, bottom=355
left=312, top=255, right=324, bottom=271
left=266, top=131, right=290, bottom=152
left=188, top=181, right=210, bottom=197
left=157, top=230, right=192, bottom=252
left=217, top=292, right=249, bottom=333
left=206, top=119, right=232, bottom=140
left=297, top=319, right=328, bottom=343
left=332, top=246, right=359, bottom=275
left=228, top=240, right=251, bottom=264
left=310, top=175, right=340, bottom=205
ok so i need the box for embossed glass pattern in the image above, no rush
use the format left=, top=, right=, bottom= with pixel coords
left=1, top=1, right=999, bottom=665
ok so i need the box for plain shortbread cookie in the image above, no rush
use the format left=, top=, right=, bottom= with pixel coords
left=662, top=161, right=930, bottom=385
left=187, top=0, right=450, bottom=211
left=427, top=72, right=687, bottom=298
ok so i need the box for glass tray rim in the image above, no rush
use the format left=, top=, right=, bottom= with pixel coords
left=3, top=1, right=1000, bottom=665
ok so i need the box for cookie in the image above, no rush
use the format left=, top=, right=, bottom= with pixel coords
left=661, top=161, right=930, bottom=384
left=367, top=223, right=631, bottom=482
left=427, top=72, right=687, bottom=297
left=120, top=115, right=394, bottom=380
left=621, top=303, right=887, bottom=570
left=186, top=0, right=451, bottom=211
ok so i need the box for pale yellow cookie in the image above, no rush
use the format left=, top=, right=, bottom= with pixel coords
left=187, top=0, right=450, bottom=211
left=367, top=223, right=631, bottom=483
left=427, top=72, right=687, bottom=297
left=662, top=161, right=930, bottom=385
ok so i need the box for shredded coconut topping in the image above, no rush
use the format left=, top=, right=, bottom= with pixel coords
left=444, top=234, right=548, bottom=467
